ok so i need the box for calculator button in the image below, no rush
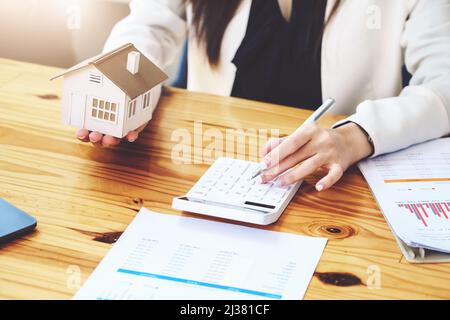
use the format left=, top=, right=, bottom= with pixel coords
left=245, top=195, right=265, bottom=203
left=188, top=191, right=207, bottom=200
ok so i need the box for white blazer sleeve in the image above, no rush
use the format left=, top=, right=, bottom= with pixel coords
left=336, top=0, right=450, bottom=157
left=103, top=0, right=187, bottom=112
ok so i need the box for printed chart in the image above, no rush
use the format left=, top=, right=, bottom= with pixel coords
left=398, top=202, right=450, bottom=227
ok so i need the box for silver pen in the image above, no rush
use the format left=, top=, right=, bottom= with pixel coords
left=252, top=98, right=336, bottom=180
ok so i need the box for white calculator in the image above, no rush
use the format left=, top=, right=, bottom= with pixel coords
left=172, top=157, right=302, bottom=225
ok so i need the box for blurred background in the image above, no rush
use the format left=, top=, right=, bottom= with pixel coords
left=0, top=0, right=182, bottom=79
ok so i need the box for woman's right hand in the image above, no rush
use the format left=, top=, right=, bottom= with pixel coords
left=76, top=122, right=148, bottom=147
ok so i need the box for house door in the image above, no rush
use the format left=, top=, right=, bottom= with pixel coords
left=70, top=93, right=86, bottom=128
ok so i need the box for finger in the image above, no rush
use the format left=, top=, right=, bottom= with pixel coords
left=315, top=164, right=344, bottom=192
left=102, top=135, right=121, bottom=148
left=89, top=131, right=103, bottom=144
left=126, top=122, right=148, bottom=142
left=260, top=137, right=287, bottom=157
left=279, top=153, right=325, bottom=186
left=76, top=129, right=90, bottom=142
left=127, top=131, right=139, bottom=142
left=262, top=124, right=315, bottom=169
left=260, top=140, right=316, bottom=183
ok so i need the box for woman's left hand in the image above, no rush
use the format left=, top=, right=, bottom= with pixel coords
left=76, top=122, right=148, bottom=147
left=259, top=122, right=374, bottom=191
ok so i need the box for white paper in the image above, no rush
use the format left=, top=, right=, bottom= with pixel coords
left=359, top=138, right=450, bottom=253
left=74, top=208, right=327, bottom=300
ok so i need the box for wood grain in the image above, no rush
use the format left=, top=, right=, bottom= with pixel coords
left=0, top=58, right=449, bottom=300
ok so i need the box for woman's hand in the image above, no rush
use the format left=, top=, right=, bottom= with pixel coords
left=259, top=122, right=373, bottom=191
left=76, top=122, right=148, bottom=147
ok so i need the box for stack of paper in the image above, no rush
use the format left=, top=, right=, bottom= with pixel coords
left=358, top=138, right=450, bottom=262
left=75, top=208, right=327, bottom=300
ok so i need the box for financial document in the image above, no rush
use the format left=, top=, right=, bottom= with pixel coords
left=74, top=208, right=327, bottom=300
left=359, top=138, right=450, bottom=253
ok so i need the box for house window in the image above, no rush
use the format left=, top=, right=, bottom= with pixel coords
left=91, top=98, right=117, bottom=123
left=88, top=73, right=102, bottom=85
left=128, top=99, right=137, bottom=118
left=143, top=91, right=151, bottom=109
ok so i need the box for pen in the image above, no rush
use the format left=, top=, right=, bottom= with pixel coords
left=251, top=98, right=336, bottom=180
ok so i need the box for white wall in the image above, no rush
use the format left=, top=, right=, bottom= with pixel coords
left=123, top=92, right=153, bottom=136
left=0, top=0, right=129, bottom=67
left=0, top=0, right=182, bottom=80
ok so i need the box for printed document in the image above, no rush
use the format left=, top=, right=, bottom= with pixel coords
left=74, top=208, right=327, bottom=300
left=359, top=138, right=450, bottom=253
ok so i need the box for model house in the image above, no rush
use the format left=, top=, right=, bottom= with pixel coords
left=51, top=43, right=168, bottom=138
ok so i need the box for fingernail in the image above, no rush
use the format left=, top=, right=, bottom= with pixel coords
left=256, top=176, right=263, bottom=184
left=78, top=135, right=87, bottom=140
left=260, top=162, right=268, bottom=170
left=128, top=133, right=138, bottom=142
left=316, top=183, right=324, bottom=192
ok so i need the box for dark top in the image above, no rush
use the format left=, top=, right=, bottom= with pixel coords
left=231, top=0, right=328, bottom=110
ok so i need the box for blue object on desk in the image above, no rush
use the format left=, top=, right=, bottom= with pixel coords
left=0, top=199, right=37, bottom=244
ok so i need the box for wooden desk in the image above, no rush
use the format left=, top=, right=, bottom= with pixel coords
left=0, top=58, right=449, bottom=300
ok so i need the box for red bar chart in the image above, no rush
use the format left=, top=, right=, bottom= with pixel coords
left=398, top=202, right=450, bottom=227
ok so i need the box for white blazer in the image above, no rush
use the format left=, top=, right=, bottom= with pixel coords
left=104, top=0, right=450, bottom=157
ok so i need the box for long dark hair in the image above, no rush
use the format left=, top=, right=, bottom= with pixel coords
left=188, top=0, right=341, bottom=66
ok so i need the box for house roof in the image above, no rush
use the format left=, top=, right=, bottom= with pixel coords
left=51, top=43, right=168, bottom=99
